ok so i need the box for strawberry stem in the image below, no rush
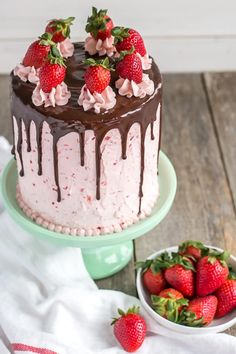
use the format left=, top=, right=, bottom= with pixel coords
left=112, top=26, right=130, bottom=44
left=39, top=32, right=55, bottom=46
left=47, top=17, right=75, bottom=38
left=47, top=45, right=66, bottom=67
left=84, top=57, right=114, bottom=71
left=85, top=7, right=110, bottom=38
left=111, top=306, right=140, bottom=326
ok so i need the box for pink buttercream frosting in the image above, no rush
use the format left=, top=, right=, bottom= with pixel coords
left=78, top=85, right=116, bottom=113
left=14, top=64, right=39, bottom=84
left=58, top=38, right=74, bottom=58
left=115, top=73, right=154, bottom=98
left=32, top=82, right=71, bottom=107
left=85, top=35, right=116, bottom=57
left=137, top=53, right=152, bottom=70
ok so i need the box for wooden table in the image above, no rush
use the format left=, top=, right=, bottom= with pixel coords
left=1, top=73, right=235, bottom=335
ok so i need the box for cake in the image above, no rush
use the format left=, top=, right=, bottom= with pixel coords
left=11, top=9, right=162, bottom=236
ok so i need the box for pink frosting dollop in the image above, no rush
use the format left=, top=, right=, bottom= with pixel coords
left=115, top=73, right=154, bottom=98
left=85, top=35, right=116, bottom=57
left=13, top=64, right=39, bottom=84
left=58, top=38, right=74, bottom=58
left=32, top=82, right=71, bottom=107
left=137, top=53, right=152, bottom=70
left=78, top=85, right=116, bottom=113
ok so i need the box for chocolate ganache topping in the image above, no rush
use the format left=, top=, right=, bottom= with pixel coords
left=11, top=42, right=162, bottom=214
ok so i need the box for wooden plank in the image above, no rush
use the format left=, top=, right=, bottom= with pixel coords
left=135, top=73, right=236, bottom=334
left=0, top=75, right=12, bottom=143
left=203, top=72, right=236, bottom=212
left=2, top=37, right=236, bottom=74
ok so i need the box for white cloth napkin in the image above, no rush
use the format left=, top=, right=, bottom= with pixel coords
left=0, top=136, right=235, bottom=354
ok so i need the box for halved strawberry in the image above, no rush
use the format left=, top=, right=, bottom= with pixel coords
left=85, top=7, right=114, bottom=40
left=180, top=295, right=218, bottom=327
left=151, top=288, right=188, bottom=323
left=45, top=17, right=75, bottom=43
left=116, top=48, right=143, bottom=84
left=84, top=57, right=112, bottom=93
left=23, top=32, right=54, bottom=69
left=112, top=27, right=147, bottom=57
left=39, top=46, right=66, bottom=92
left=196, top=250, right=229, bottom=296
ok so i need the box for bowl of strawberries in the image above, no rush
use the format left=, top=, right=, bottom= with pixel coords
left=136, top=241, right=236, bottom=334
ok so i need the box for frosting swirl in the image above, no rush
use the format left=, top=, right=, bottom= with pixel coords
left=58, top=38, right=74, bottom=58
left=85, top=35, right=116, bottom=57
left=78, top=85, right=116, bottom=113
left=32, top=82, right=71, bottom=107
left=115, top=73, right=154, bottom=98
left=137, top=53, right=152, bottom=70
left=14, top=64, right=39, bottom=84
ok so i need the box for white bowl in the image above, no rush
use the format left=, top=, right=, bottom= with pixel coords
left=136, top=245, right=236, bottom=334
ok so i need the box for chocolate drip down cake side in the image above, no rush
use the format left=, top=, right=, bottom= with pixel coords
left=11, top=10, right=162, bottom=236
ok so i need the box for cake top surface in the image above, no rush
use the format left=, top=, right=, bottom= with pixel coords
left=12, top=43, right=161, bottom=129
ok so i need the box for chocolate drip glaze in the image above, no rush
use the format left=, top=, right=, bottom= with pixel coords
left=11, top=42, right=162, bottom=214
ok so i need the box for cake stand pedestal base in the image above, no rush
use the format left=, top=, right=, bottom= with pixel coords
left=0, top=151, right=177, bottom=280
left=82, top=241, right=133, bottom=279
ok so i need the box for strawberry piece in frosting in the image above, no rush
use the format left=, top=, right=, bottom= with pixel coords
left=14, top=64, right=39, bottom=84
left=115, top=73, right=154, bottom=98
left=32, top=82, right=71, bottom=107
left=85, top=35, right=116, bottom=57
left=78, top=85, right=116, bottom=113
left=57, top=38, right=74, bottom=58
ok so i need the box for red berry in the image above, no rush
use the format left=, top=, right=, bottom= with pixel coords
left=215, top=279, right=236, bottom=318
left=143, top=268, right=166, bottom=295
left=196, top=255, right=229, bottom=296
left=23, top=40, right=51, bottom=69
left=159, top=288, right=184, bottom=300
left=183, top=296, right=218, bottom=326
left=113, top=28, right=147, bottom=57
left=164, top=263, right=194, bottom=298
left=116, top=53, right=142, bottom=84
left=39, top=61, right=66, bottom=93
left=112, top=307, right=146, bottom=352
left=86, top=7, right=114, bottom=41
left=84, top=65, right=111, bottom=94
left=179, top=241, right=208, bottom=260
left=45, top=17, right=75, bottom=43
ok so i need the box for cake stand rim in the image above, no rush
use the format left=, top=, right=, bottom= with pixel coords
left=0, top=151, right=177, bottom=249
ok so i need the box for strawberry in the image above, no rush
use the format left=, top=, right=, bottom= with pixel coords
left=196, top=251, right=229, bottom=296
left=215, top=279, right=236, bottom=318
left=116, top=48, right=143, bottom=84
left=45, top=17, right=75, bottom=43
left=22, top=33, right=54, bottom=69
left=84, top=57, right=112, bottom=93
left=138, top=258, right=167, bottom=295
left=179, top=240, right=209, bottom=260
left=164, top=254, right=195, bottom=298
left=85, top=7, right=114, bottom=40
left=39, top=46, right=66, bottom=93
left=151, top=288, right=188, bottom=323
left=180, top=295, right=218, bottom=327
left=112, top=27, right=147, bottom=57
left=111, top=306, right=146, bottom=352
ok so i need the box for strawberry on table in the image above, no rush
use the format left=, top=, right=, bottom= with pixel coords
left=45, top=17, right=75, bottom=43
left=112, top=27, right=147, bottom=57
left=39, top=46, right=66, bottom=93
left=180, top=295, right=218, bottom=327
left=215, top=279, right=236, bottom=318
left=138, top=258, right=167, bottom=295
left=23, top=32, right=55, bottom=69
left=151, top=288, right=189, bottom=323
left=196, top=250, right=229, bottom=296
left=111, top=306, right=146, bottom=352
left=84, top=57, right=112, bottom=93
left=164, top=254, right=195, bottom=298
left=179, top=240, right=209, bottom=260
left=86, top=7, right=114, bottom=40
left=116, top=47, right=143, bottom=84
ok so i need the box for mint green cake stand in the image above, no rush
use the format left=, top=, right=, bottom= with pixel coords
left=1, top=151, right=177, bottom=280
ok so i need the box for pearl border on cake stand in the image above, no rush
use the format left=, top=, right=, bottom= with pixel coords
left=0, top=151, right=177, bottom=280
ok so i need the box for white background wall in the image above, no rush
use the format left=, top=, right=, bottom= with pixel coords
left=1, top=0, right=236, bottom=73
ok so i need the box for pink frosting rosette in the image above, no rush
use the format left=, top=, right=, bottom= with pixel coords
left=14, top=64, right=39, bottom=84
left=137, top=52, right=152, bottom=70
left=78, top=85, right=116, bottom=113
left=32, top=82, right=71, bottom=108
left=115, top=73, right=154, bottom=98
left=58, top=38, right=74, bottom=58
left=85, top=35, right=116, bottom=57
